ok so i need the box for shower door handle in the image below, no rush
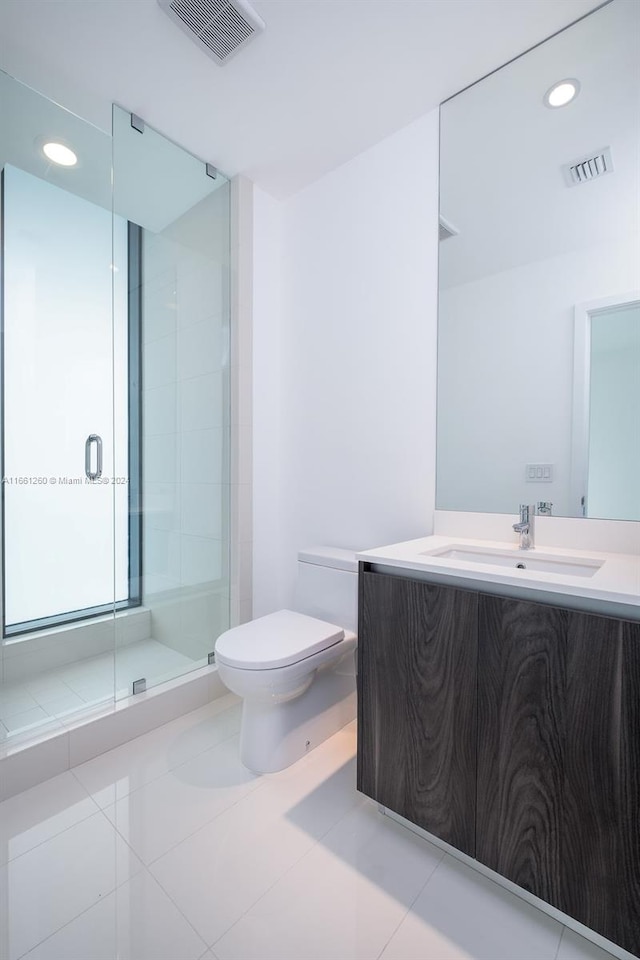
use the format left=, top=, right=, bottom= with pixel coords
left=85, top=434, right=103, bottom=481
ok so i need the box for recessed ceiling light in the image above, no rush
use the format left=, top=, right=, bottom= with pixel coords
left=544, top=79, right=580, bottom=109
left=42, top=141, right=78, bottom=166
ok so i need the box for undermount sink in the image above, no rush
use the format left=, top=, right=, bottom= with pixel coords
left=421, top=545, right=604, bottom=579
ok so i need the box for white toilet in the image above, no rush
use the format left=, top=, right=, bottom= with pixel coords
left=214, top=547, right=358, bottom=773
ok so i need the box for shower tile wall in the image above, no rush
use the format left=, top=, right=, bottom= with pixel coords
left=141, top=196, right=230, bottom=666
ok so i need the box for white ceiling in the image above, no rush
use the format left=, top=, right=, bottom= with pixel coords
left=0, top=0, right=603, bottom=199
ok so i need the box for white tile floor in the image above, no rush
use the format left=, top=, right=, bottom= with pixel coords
left=0, top=694, right=621, bottom=960
left=0, top=640, right=198, bottom=741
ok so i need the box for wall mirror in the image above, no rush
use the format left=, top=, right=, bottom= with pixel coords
left=436, top=0, right=639, bottom=520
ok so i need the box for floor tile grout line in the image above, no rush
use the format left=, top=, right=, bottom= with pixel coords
left=10, top=814, right=149, bottom=960
left=68, top=765, right=104, bottom=808
left=141, top=771, right=269, bottom=869
left=12, top=861, right=204, bottom=960
left=15, top=782, right=149, bottom=873
left=140, top=730, right=360, bottom=876
left=373, top=827, right=447, bottom=960
left=138, top=772, right=309, bottom=945
left=0, top=694, right=239, bottom=785
left=69, top=702, right=242, bottom=804
left=5, top=715, right=355, bottom=955
left=208, top=786, right=370, bottom=952
left=130, top=864, right=212, bottom=958
left=554, top=924, right=567, bottom=960
left=98, top=730, right=267, bottom=870
left=442, top=846, right=568, bottom=948
left=143, top=854, right=234, bottom=954
left=0, top=796, right=103, bottom=871
left=93, top=722, right=244, bottom=808
left=11, top=875, right=123, bottom=960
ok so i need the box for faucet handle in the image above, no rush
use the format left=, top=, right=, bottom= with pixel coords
left=537, top=501, right=553, bottom=516
left=518, top=503, right=533, bottom=521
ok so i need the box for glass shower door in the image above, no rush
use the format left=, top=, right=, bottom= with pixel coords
left=0, top=69, right=118, bottom=738
left=2, top=165, right=127, bottom=635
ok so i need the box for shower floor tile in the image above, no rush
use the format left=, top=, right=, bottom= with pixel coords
left=2, top=706, right=51, bottom=735
left=0, top=638, right=198, bottom=739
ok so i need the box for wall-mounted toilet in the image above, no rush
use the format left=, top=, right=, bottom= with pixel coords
left=214, top=547, right=358, bottom=774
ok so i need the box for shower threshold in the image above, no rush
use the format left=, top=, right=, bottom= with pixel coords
left=0, top=659, right=227, bottom=801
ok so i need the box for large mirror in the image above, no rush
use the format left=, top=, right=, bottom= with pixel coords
left=436, top=0, right=639, bottom=521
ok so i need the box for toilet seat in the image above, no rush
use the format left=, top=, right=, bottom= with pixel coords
left=215, top=609, right=344, bottom=670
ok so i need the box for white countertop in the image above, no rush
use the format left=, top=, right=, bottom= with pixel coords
left=358, top=534, right=640, bottom=617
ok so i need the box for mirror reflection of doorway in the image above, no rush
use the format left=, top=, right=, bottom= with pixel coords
left=571, top=295, right=640, bottom=520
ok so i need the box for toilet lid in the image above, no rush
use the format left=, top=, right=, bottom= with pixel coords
left=214, top=609, right=344, bottom=669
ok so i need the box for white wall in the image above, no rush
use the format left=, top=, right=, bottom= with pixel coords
left=253, top=110, right=440, bottom=614
left=437, top=237, right=639, bottom=517
left=252, top=187, right=286, bottom=616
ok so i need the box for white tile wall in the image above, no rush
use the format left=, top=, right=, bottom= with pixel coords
left=144, top=333, right=177, bottom=389
left=176, top=258, right=224, bottom=330
left=180, top=373, right=224, bottom=432
left=143, top=482, right=179, bottom=532
left=142, top=277, right=178, bottom=343
left=180, top=484, right=224, bottom=539
left=178, top=320, right=224, bottom=380
left=144, top=434, right=178, bottom=484
left=180, top=536, right=224, bottom=586
left=180, top=430, right=224, bottom=482
left=144, top=384, right=178, bottom=436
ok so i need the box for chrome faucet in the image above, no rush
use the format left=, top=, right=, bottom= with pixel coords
left=513, top=503, right=535, bottom=550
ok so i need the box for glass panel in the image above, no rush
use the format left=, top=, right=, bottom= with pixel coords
left=113, top=106, right=230, bottom=698
left=0, top=70, right=116, bottom=737
left=2, top=166, right=127, bottom=629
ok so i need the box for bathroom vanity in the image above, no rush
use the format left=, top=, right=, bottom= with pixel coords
left=356, top=535, right=640, bottom=957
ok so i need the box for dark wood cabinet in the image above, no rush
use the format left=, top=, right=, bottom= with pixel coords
left=477, top=596, right=640, bottom=952
left=476, top=597, right=567, bottom=907
left=358, top=567, right=640, bottom=956
left=357, top=569, right=478, bottom=856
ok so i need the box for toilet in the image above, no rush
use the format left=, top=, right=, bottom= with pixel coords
left=214, top=547, right=358, bottom=773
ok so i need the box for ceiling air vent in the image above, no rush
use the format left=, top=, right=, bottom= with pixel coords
left=158, top=0, right=265, bottom=65
left=562, top=147, right=613, bottom=187
left=439, top=216, right=459, bottom=241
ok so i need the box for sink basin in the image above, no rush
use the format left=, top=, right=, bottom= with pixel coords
left=421, top=545, right=603, bottom=578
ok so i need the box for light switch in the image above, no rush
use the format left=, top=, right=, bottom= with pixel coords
left=525, top=463, right=554, bottom=482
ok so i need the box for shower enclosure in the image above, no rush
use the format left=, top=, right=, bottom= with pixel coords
left=0, top=72, right=231, bottom=744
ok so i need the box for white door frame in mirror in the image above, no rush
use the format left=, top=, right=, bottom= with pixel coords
left=571, top=291, right=640, bottom=519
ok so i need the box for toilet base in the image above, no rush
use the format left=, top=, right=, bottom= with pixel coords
left=239, top=654, right=356, bottom=774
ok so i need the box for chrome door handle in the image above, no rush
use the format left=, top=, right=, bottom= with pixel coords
left=85, top=434, right=103, bottom=481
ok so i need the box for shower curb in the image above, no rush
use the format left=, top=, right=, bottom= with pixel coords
left=0, top=664, right=228, bottom=801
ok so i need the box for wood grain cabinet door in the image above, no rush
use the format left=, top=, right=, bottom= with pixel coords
left=477, top=595, right=640, bottom=955
left=560, top=615, right=640, bottom=955
left=357, top=570, right=478, bottom=857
